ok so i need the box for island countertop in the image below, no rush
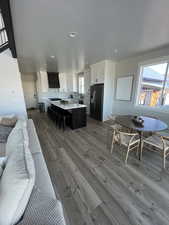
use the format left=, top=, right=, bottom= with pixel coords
left=50, top=101, right=87, bottom=110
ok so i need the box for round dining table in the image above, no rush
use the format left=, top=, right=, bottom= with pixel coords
left=115, top=115, right=168, bottom=160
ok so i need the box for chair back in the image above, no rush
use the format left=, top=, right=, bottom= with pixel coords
left=119, top=131, right=138, bottom=146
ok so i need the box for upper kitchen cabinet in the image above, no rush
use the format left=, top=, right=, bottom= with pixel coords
left=66, top=73, right=74, bottom=92
left=90, top=61, right=106, bottom=84
left=37, top=71, right=49, bottom=93
left=90, top=60, right=116, bottom=121
left=59, top=73, right=67, bottom=92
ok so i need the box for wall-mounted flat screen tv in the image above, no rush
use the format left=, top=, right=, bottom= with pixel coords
left=47, top=72, right=60, bottom=88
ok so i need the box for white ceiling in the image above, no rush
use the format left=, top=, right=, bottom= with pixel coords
left=10, top=0, right=169, bottom=73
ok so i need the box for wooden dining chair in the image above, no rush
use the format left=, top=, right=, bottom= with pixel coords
left=118, top=131, right=140, bottom=164
left=143, top=134, right=169, bottom=169
left=110, top=124, right=122, bottom=153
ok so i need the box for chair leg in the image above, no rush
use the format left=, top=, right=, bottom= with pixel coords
left=136, top=146, right=139, bottom=157
left=140, top=142, right=143, bottom=161
left=106, top=128, right=110, bottom=150
left=125, top=146, right=130, bottom=164
left=110, top=131, right=115, bottom=154
left=163, top=151, right=166, bottom=169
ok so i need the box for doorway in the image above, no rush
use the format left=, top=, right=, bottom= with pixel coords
left=21, top=73, right=38, bottom=110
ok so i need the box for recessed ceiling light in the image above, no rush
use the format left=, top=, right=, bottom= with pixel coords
left=50, top=55, right=55, bottom=58
left=68, top=32, right=78, bottom=38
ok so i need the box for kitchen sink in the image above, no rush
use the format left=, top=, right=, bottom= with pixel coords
left=49, top=98, right=61, bottom=101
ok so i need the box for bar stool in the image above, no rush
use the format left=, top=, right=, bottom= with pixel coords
left=56, top=108, right=71, bottom=131
left=47, top=106, right=58, bottom=124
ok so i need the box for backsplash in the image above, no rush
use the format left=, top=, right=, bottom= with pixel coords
left=38, top=89, right=81, bottom=101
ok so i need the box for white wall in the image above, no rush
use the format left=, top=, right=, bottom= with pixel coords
left=21, top=73, right=37, bottom=109
left=103, top=60, right=116, bottom=121
left=0, top=50, right=27, bottom=118
left=114, top=47, right=169, bottom=125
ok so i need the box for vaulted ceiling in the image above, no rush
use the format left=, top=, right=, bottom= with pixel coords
left=10, top=0, right=169, bottom=73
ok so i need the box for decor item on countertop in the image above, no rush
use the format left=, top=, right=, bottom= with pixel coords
left=132, top=116, right=144, bottom=127
left=60, top=100, right=69, bottom=105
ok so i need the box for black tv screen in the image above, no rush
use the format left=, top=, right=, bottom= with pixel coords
left=47, top=72, right=60, bottom=88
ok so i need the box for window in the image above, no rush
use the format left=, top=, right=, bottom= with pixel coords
left=78, top=75, right=85, bottom=94
left=0, top=10, right=8, bottom=48
left=137, top=61, right=169, bottom=107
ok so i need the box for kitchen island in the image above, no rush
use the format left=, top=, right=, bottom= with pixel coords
left=49, top=101, right=87, bottom=129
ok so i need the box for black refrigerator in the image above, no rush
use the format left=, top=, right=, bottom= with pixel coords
left=90, top=83, right=104, bottom=121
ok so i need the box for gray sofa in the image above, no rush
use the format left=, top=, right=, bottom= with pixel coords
left=0, top=119, right=66, bottom=225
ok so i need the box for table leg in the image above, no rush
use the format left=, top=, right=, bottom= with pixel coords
left=138, top=131, right=143, bottom=160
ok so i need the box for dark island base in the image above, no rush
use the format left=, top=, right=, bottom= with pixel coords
left=48, top=105, right=87, bottom=130
left=69, top=107, right=87, bottom=129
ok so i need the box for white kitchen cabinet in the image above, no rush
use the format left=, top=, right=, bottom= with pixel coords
left=59, top=73, right=67, bottom=92
left=84, top=68, right=91, bottom=114
left=36, top=71, right=48, bottom=93
left=66, top=73, right=74, bottom=92
left=90, top=60, right=116, bottom=121
left=90, top=61, right=105, bottom=84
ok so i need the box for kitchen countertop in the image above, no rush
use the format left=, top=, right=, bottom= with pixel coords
left=50, top=101, right=87, bottom=110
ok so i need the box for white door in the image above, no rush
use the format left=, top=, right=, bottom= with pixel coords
left=22, top=75, right=38, bottom=109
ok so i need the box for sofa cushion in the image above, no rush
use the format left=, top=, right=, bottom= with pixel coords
left=32, top=153, right=56, bottom=199
left=0, top=126, right=35, bottom=225
left=27, top=119, right=42, bottom=154
left=6, top=120, right=27, bottom=156
left=17, top=186, right=66, bottom=225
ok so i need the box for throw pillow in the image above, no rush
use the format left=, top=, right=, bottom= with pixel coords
left=0, top=117, right=17, bottom=127
left=6, top=120, right=27, bottom=156
left=0, top=114, right=15, bottom=121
